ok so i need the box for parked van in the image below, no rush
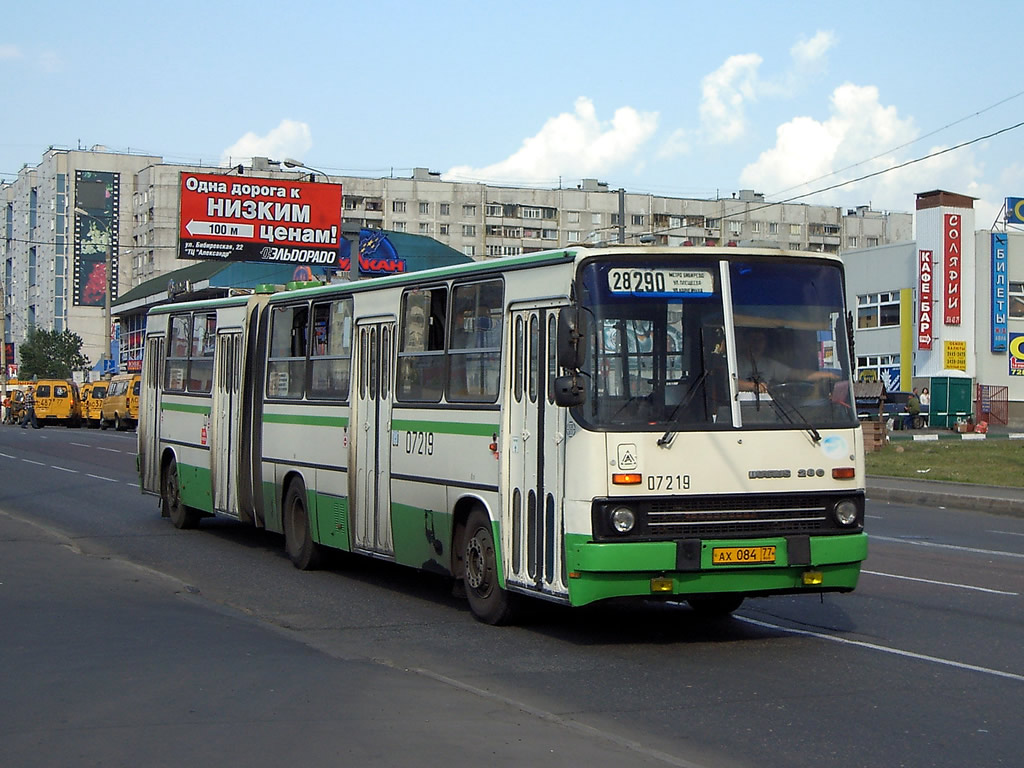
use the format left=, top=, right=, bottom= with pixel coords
left=100, top=374, right=141, bottom=431
left=32, top=379, right=82, bottom=427
left=80, top=380, right=108, bottom=428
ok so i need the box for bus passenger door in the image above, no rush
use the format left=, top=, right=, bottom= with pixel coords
left=211, top=332, right=241, bottom=517
left=139, top=335, right=164, bottom=495
left=506, top=306, right=567, bottom=597
left=351, top=320, right=395, bottom=557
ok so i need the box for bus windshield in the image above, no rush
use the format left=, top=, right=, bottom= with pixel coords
left=576, top=255, right=856, bottom=431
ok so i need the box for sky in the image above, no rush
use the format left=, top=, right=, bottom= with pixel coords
left=3, top=1, right=1024, bottom=231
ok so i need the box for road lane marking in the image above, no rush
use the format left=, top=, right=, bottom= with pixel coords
left=51, top=465, right=79, bottom=474
left=861, top=569, right=1018, bottom=596
left=87, top=473, right=119, bottom=483
left=22, top=459, right=45, bottom=466
left=989, top=529, right=1024, bottom=538
left=71, top=442, right=121, bottom=453
left=871, top=534, right=1024, bottom=560
left=0, top=452, right=16, bottom=459
left=735, top=616, right=1024, bottom=683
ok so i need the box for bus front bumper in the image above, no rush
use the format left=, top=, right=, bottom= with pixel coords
left=563, top=532, right=868, bottom=607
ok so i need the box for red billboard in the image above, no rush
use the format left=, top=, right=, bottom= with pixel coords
left=943, top=213, right=962, bottom=325
left=918, top=249, right=933, bottom=350
left=178, top=172, right=343, bottom=265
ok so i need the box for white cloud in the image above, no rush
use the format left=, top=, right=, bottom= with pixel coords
left=0, top=44, right=22, bottom=60
left=739, top=83, right=925, bottom=211
left=699, top=53, right=763, bottom=144
left=657, top=128, right=691, bottom=160
left=790, top=31, right=836, bottom=65
left=443, top=97, right=658, bottom=184
left=221, top=119, right=313, bottom=166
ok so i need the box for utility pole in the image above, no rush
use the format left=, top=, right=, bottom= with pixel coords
left=618, top=188, right=626, bottom=244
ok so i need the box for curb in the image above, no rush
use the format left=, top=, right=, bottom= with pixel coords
left=866, top=479, right=1024, bottom=517
left=886, top=431, right=1024, bottom=442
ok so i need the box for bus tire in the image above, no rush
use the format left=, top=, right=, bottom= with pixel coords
left=686, top=594, right=744, bottom=617
left=284, top=482, right=322, bottom=571
left=163, top=458, right=200, bottom=530
left=115, top=414, right=125, bottom=431
left=463, top=508, right=513, bottom=625
left=100, top=419, right=109, bottom=431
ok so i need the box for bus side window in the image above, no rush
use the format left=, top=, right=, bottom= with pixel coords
left=309, top=298, right=353, bottom=400
left=448, top=279, right=503, bottom=402
left=397, top=287, right=447, bottom=402
left=267, top=303, right=308, bottom=399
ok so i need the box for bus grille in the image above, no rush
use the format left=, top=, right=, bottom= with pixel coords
left=593, top=493, right=853, bottom=540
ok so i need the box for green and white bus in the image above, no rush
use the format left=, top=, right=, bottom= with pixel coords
left=138, top=245, right=867, bottom=624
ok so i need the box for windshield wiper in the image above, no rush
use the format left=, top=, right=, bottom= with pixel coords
left=755, top=381, right=822, bottom=443
left=659, top=328, right=713, bottom=448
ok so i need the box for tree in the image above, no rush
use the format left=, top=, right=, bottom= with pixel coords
left=18, top=328, right=91, bottom=379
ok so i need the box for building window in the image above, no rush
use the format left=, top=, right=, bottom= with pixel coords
left=706, top=218, right=720, bottom=229
left=728, top=220, right=742, bottom=235
left=462, top=204, right=477, bottom=217
left=789, top=224, right=801, bottom=236
left=542, top=229, right=558, bottom=240
left=857, top=291, right=900, bottom=329
left=439, top=223, right=450, bottom=236
left=631, top=214, right=645, bottom=226
left=439, top=203, right=450, bottom=216
left=856, top=354, right=900, bottom=384
left=463, top=245, right=476, bottom=257
left=29, top=248, right=37, bottom=287
left=462, top=224, right=476, bottom=237
left=419, top=223, right=431, bottom=234
left=750, top=221, right=761, bottom=234
left=847, top=236, right=859, bottom=248
left=522, top=207, right=542, bottom=219
left=486, top=204, right=503, bottom=217
left=768, top=222, right=779, bottom=234
left=393, top=221, right=407, bottom=232
left=1010, top=281, right=1024, bottom=318
left=567, top=211, right=580, bottom=223
left=419, top=202, right=430, bottom=215
left=866, top=236, right=880, bottom=247
left=392, top=200, right=406, bottom=213
left=344, top=197, right=359, bottom=210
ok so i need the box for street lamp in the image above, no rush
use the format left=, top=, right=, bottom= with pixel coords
left=282, top=158, right=361, bottom=282
left=73, top=206, right=113, bottom=374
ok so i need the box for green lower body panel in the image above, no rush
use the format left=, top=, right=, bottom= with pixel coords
left=179, top=464, right=212, bottom=514
left=564, top=532, right=868, bottom=607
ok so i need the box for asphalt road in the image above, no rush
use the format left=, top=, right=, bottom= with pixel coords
left=1, top=424, right=1021, bottom=768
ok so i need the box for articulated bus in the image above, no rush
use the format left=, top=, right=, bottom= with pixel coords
left=138, top=245, right=867, bottom=624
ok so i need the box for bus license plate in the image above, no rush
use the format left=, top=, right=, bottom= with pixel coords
left=711, top=546, right=776, bottom=565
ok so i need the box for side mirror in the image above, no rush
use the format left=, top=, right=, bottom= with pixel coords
left=553, top=375, right=586, bottom=407
left=556, top=308, right=589, bottom=370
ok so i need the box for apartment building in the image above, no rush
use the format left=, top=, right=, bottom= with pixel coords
left=2, top=147, right=912, bottom=373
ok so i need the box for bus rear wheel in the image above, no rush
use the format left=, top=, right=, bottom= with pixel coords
left=463, top=509, right=513, bottom=625
left=163, top=458, right=200, bottom=529
left=686, top=594, right=744, bottom=617
left=284, top=482, right=322, bottom=571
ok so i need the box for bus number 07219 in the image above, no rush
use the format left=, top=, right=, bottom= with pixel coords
left=647, top=474, right=689, bottom=491
left=405, top=431, right=434, bottom=456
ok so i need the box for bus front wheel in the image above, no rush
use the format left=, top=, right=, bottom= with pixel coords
left=463, top=509, right=513, bottom=625
left=163, top=459, right=200, bottom=530
left=284, top=482, right=322, bottom=571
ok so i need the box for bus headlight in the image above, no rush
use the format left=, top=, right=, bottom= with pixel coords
left=610, top=506, right=636, bottom=534
left=834, top=499, right=859, bottom=527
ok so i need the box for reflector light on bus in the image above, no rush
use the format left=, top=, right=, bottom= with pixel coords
left=832, top=467, right=856, bottom=479
left=612, top=473, right=642, bottom=485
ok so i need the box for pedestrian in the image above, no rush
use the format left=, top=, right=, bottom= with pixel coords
left=2, top=393, right=9, bottom=424
left=919, top=387, right=930, bottom=407
left=20, top=386, right=38, bottom=429
left=904, top=390, right=921, bottom=430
